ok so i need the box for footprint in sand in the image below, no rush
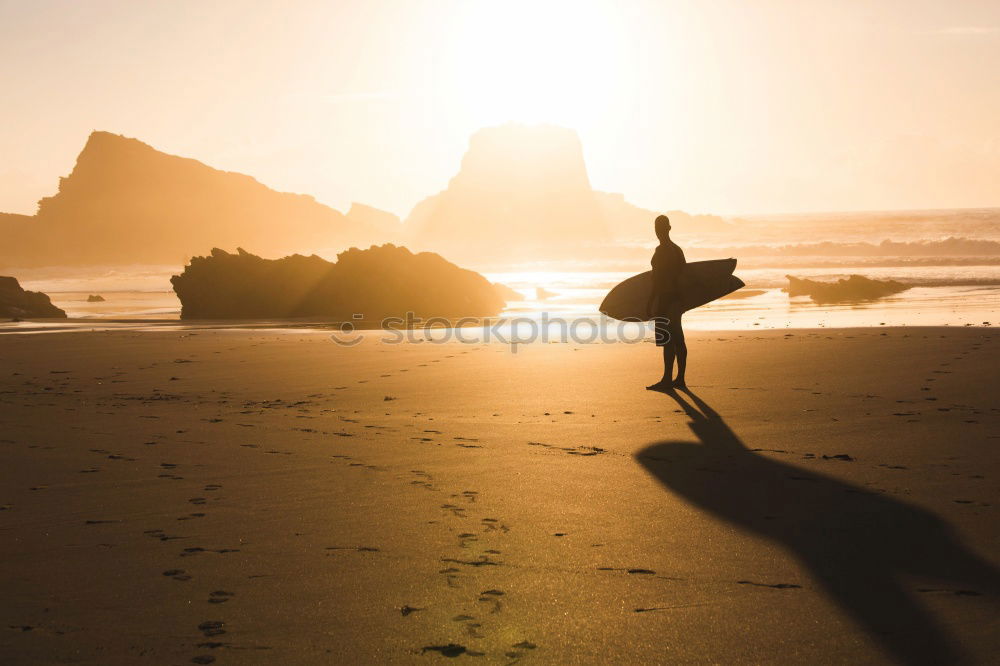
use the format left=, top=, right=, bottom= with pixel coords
left=477, top=589, right=504, bottom=613
left=440, top=556, right=502, bottom=568
left=737, top=580, right=802, bottom=589
left=917, top=588, right=982, bottom=596
left=597, top=567, right=656, bottom=575
left=181, top=547, right=240, bottom=557
left=438, top=567, right=461, bottom=587
left=480, top=518, right=509, bottom=533
left=163, top=569, right=191, bottom=581
left=441, top=503, right=467, bottom=517
left=197, top=620, right=225, bottom=637
left=421, top=644, right=476, bottom=657
left=144, top=529, right=183, bottom=541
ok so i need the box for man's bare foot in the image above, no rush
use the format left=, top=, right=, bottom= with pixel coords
left=672, top=378, right=688, bottom=390
left=646, top=380, right=674, bottom=392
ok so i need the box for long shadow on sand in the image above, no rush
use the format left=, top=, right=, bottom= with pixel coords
left=637, top=389, right=999, bottom=665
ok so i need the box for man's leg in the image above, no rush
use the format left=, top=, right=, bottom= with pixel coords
left=671, top=313, right=687, bottom=387
left=662, top=341, right=675, bottom=383
left=647, top=317, right=674, bottom=390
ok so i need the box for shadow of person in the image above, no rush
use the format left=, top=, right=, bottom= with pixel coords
left=637, top=389, right=1000, bottom=665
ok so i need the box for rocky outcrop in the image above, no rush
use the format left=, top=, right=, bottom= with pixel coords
left=785, top=275, right=910, bottom=303
left=405, top=124, right=609, bottom=261
left=86, top=294, right=105, bottom=302
left=170, top=244, right=504, bottom=320
left=0, top=276, right=67, bottom=318
left=0, top=132, right=387, bottom=268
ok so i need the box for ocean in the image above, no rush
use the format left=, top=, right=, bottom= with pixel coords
left=11, top=207, right=1000, bottom=332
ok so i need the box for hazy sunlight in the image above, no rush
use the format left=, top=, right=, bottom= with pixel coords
left=447, top=0, right=630, bottom=128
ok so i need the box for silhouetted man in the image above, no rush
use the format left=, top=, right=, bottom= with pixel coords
left=646, top=214, right=687, bottom=390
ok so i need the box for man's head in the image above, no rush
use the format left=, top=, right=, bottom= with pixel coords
left=655, top=214, right=671, bottom=241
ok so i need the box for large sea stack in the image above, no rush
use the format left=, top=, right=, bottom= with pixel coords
left=406, top=124, right=606, bottom=259
left=170, top=244, right=505, bottom=320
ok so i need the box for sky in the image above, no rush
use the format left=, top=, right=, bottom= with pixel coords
left=1, top=0, right=998, bottom=218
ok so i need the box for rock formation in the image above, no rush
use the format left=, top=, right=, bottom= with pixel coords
left=170, top=244, right=504, bottom=320
left=0, top=132, right=390, bottom=268
left=405, top=124, right=608, bottom=261
left=86, top=294, right=105, bottom=302
left=0, top=276, right=67, bottom=318
left=784, top=275, right=910, bottom=303
left=1, top=125, right=740, bottom=271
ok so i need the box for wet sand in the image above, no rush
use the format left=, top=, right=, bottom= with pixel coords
left=0, top=327, right=997, bottom=664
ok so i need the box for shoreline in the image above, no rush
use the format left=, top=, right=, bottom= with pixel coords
left=2, top=314, right=998, bottom=337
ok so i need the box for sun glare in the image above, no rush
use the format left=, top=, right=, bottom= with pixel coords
left=448, top=0, right=628, bottom=127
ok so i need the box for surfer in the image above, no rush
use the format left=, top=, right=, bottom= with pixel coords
left=646, top=215, right=687, bottom=391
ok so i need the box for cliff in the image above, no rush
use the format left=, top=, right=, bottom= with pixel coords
left=405, top=124, right=609, bottom=260
left=1, top=126, right=738, bottom=270
left=170, top=244, right=504, bottom=320
left=0, top=276, right=67, bottom=318
left=0, top=132, right=388, bottom=268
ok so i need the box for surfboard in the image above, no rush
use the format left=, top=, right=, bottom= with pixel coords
left=599, top=258, right=744, bottom=321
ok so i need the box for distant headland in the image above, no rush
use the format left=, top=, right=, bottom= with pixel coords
left=0, top=125, right=729, bottom=269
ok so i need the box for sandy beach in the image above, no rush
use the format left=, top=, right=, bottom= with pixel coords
left=1, top=327, right=997, bottom=664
